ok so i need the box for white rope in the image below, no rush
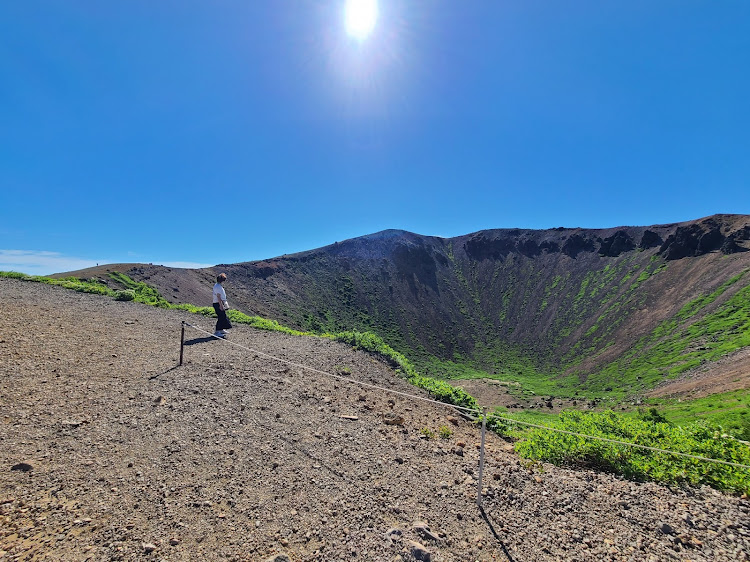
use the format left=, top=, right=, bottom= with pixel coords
left=183, top=322, right=481, bottom=415
left=183, top=322, right=750, bottom=472
left=487, top=413, right=750, bottom=470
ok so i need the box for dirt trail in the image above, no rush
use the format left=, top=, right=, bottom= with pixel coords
left=1, top=278, right=748, bottom=561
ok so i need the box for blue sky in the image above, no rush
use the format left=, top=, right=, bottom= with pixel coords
left=1, top=1, right=749, bottom=275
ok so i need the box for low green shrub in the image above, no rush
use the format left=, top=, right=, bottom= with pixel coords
left=333, top=330, right=478, bottom=411
left=114, top=289, right=136, bottom=301
left=420, top=427, right=436, bottom=439
left=513, top=410, right=750, bottom=495
left=1, top=271, right=114, bottom=296
left=5, top=269, right=747, bottom=495
left=0, top=271, right=30, bottom=280
left=438, top=425, right=453, bottom=439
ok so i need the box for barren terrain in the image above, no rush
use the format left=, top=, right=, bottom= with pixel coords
left=1, top=278, right=749, bottom=561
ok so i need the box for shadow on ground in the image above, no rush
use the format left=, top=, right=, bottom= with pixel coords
left=184, top=336, right=218, bottom=346
left=479, top=505, right=516, bottom=562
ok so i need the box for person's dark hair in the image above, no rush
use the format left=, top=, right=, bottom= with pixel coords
left=217, top=273, right=227, bottom=283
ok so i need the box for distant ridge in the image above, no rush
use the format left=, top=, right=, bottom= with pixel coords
left=60, top=214, right=750, bottom=400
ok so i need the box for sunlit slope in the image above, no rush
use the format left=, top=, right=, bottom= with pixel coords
left=66, top=215, right=750, bottom=395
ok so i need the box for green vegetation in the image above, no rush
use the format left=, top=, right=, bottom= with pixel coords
left=333, top=330, right=478, bottom=410
left=438, top=425, right=453, bottom=439
left=420, top=427, right=436, bottom=439
left=645, top=390, right=750, bottom=439
left=676, top=271, right=746, bottom=321
left=0, top=270, right=475, bottom=411
left=114, top=289, right=136, bottom=301
left=496, top=410, right=750, bottom=495
left=0, top=271, right=113, bottom=296
left=588, top=271, right=750, bottom=393
left=4, top=268, right=750, bottom=495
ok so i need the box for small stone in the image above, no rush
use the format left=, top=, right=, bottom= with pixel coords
left=383, top=413, right=405, bottom=426
left=265, top=555, right=290, bottom=562
left=413, top=522, right=441, bottom=542
left=10, top=463, right=32, bottom=472
left=385, top=527, right=402, bottom=544
left=169, top=538, right=180, bottom=546
left=407, top=540, right=432, bottom=562
left=446, top=416, right=459, bottom=426
left=142, top=542, right=157, bottom=553
left=659, top=523, right=676, bottom=535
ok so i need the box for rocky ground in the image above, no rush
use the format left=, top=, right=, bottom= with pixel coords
left=1, top=277, right=748, bottom=561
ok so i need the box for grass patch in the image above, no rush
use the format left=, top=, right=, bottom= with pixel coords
left=645, top=390, right=750, bottom=439
left=587, top=271, right=750, bottom=393
left=4, top=269, right=750, bottom=495
left=493, top=409, right=750, bottom=495
left=333, top=330, right=479, bottom=411
left=1, top=270, right=474, bottom=410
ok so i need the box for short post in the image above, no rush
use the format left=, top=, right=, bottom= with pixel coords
left=477, top=407, right=488, bottom=508
left=179, top=322, right=185, bottom=366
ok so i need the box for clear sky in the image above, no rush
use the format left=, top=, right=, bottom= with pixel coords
left=1, top=1, right=749, bottom=275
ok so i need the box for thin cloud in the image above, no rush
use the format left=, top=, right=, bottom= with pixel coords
left=0, top=250, right=214, bottom=276
left=156, top=261, right=213, bottom=269
left=0, top=250, right=100, bottom=276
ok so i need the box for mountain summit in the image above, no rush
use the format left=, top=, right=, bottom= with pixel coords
left=66, top=214, right=750, bottom=399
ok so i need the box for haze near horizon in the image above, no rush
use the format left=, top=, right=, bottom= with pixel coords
left=1, top=1, right=749, bottom=275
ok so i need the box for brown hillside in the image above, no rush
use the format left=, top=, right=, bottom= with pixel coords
left=1, top=278, right=749, bottom=561
left=57, top=215, right=750, bottom=397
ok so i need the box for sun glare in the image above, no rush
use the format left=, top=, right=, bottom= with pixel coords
left=345, top=0, right=378, bottom=40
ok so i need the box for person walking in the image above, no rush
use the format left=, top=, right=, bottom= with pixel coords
left=213, top=273, right=232, bottom=338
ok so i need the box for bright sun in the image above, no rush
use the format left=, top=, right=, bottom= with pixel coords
left=345, top=0, right=378, bottom=40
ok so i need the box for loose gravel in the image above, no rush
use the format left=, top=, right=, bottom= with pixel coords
left=1, top=277, right=748, bottom=561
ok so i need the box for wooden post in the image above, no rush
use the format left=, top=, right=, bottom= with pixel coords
left=179, top=322, right=185, bottom=366
left=477, top=407, right=488, bottom=508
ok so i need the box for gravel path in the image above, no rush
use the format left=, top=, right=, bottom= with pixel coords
left=1, top=277, right=748, bottom=561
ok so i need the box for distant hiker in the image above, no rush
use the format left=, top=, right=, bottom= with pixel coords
left=213, top=273, right=232, bottom=338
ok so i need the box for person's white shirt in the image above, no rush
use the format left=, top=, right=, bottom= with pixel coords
left=213, top=283, right=228, bottom=308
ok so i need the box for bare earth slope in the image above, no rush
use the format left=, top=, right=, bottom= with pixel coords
left=1, top=278, right=748, bottom=561
left=60, top=214, right=750, bottom=398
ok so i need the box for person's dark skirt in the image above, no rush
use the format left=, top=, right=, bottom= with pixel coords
left=213, top=303, right=232, bottom=331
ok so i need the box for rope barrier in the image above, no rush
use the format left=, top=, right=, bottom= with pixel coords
left=486, top=413, right=750, bottom=471
left=182, top=322, right=482, bottom=416
left=180, top=321, right=750, bottom=473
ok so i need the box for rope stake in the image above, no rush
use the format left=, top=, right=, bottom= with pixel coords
left=179, top=321, right=185, bottom=366
left=179, top=322, right=750, bottom=472
left=181, top=322, right=481, bottom=415
left=477, top=407, right=488, bottom=507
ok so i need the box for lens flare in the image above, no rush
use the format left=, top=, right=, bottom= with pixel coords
left=345, top=0, right=378, bottom=40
